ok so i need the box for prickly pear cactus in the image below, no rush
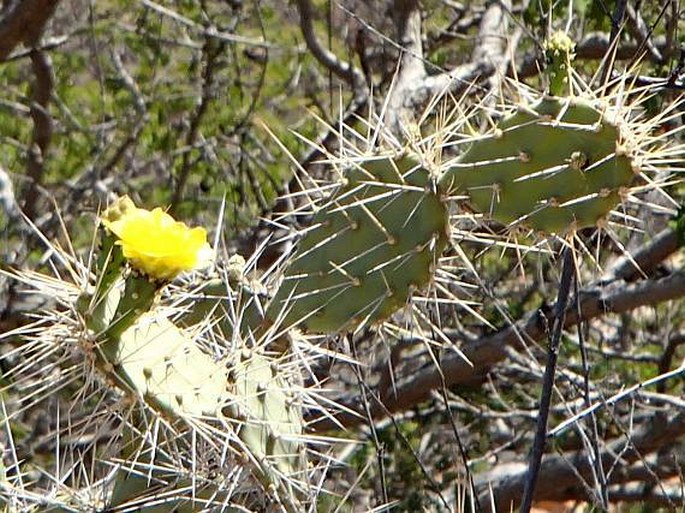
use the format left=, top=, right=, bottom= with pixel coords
left=111, top=312, right=228, bottom=417
left=267, top=154, right=449, bottom=333
left=70, top=197, right=307, bottom=511
left=231, top=351, right=304, bottom=479
left=176, top=254, right=267, bottom=340
left=440, top=96, right=636, bottom=235
left=77, top=199, right=228, bottom=419
left=104, top=346, right=307, bottom=513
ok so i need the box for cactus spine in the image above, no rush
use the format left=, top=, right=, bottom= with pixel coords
left=439, top=96, right=636, bottom=235
left=267, top=154, right=448, bottom=333
left=3, top=29, right=682, bottom=513
left=78, top=198, right=305, bottom=511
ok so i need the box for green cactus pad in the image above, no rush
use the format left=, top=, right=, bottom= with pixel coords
left=231, top=351, right=303, bottom=479
left=267, top=155, right=448, bottom=333
left=92, top=196, right=137, bottom=306
left=440, top=97, right=635, bottom=235
left=105, top=312, right=228, bottom=418
left=177, top=260, right=266, bottom=340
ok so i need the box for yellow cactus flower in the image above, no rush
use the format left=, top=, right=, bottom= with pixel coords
left=102, top=201, right=213, bottom=281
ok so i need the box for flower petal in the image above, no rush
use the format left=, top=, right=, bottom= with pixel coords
left=102, top=199, right=212, bottom=281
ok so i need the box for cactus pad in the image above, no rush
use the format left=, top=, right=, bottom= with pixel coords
left=267, top=155, right=448, bottom=333
left=177, top=258, right=267, bottom=340
left=440, top=97, right=636, bottom=235
left=231, top=351, right=304, bottom=479
left=106, top=312, right=228, bottom=418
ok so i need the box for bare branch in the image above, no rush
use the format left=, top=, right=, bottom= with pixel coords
left=387, top=0, right=516, bottom=127
left=295, top=0, right=366, bottom=90
left=21, top=49, right=54, bottom=221
left=310, top=272, right=685, bottom=431
left=606, top=228, right=680, bottom=282
left=170, top=36, right=223, bottom=213
left=140, top=0, right=266, bottom=47
left=480, top=412, right=685, bottom=511
left=0, top=0, right=60, bottom=61
left=625, top=2, right=662, bottom=62
left=384, top=0, right=426, bottom=133
left=519, top=248, right=575, bottom=513
left=98, top=51, right=148, bottom=179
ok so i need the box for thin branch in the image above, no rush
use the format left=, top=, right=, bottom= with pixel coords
left=625, top=2, right=663, bottom=62
left=170, top=36, right=223, bottom=213
left=438, top=353, right=482, bottom=513
left=574, top=273, right=609, bottom=509
left=426, top=4, right=485, bottom=52
left=22, top=49, right=54, bottom=222
left=480, top=412, right=685, bottom=511
left=139, top=0, right=267, bottom=47
left=3, top=35, right=69, bottom=62
left=295, top=0, right=366, bottom=90
left=549, top=361, right=685, bottom=438
left=519, top=249, right=575, bottom=513
left=309, top=271, right=685, bottom=431
left=600, top=0, right=628, bottom=84
left=99, top=51, right=148, bottom=179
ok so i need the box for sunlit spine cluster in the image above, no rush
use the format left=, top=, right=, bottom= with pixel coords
left=1, top=32, right=683, bottom=512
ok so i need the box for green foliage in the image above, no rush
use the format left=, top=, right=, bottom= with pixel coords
left=0, top=1, right=330, bottom=238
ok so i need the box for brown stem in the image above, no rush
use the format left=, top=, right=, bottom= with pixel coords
left=481, top=412, right=685, bottom=511
left=0, top=0, right=60, bottom=61
left=22, top=49, right=54, bottom=221
left=295, top=0, right=366, bottom=90
left=309, top=272, right=685, bottom=431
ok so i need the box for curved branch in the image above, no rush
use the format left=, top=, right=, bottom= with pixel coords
left=309, top=272, right=685, bottom=431
left=605, top=227, right=680, bottom=282
left=388, top=0, right=515, bottom=126
left=295, top=0, right=366, bottom=90
left=0, top=0, right=60, bottom=61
